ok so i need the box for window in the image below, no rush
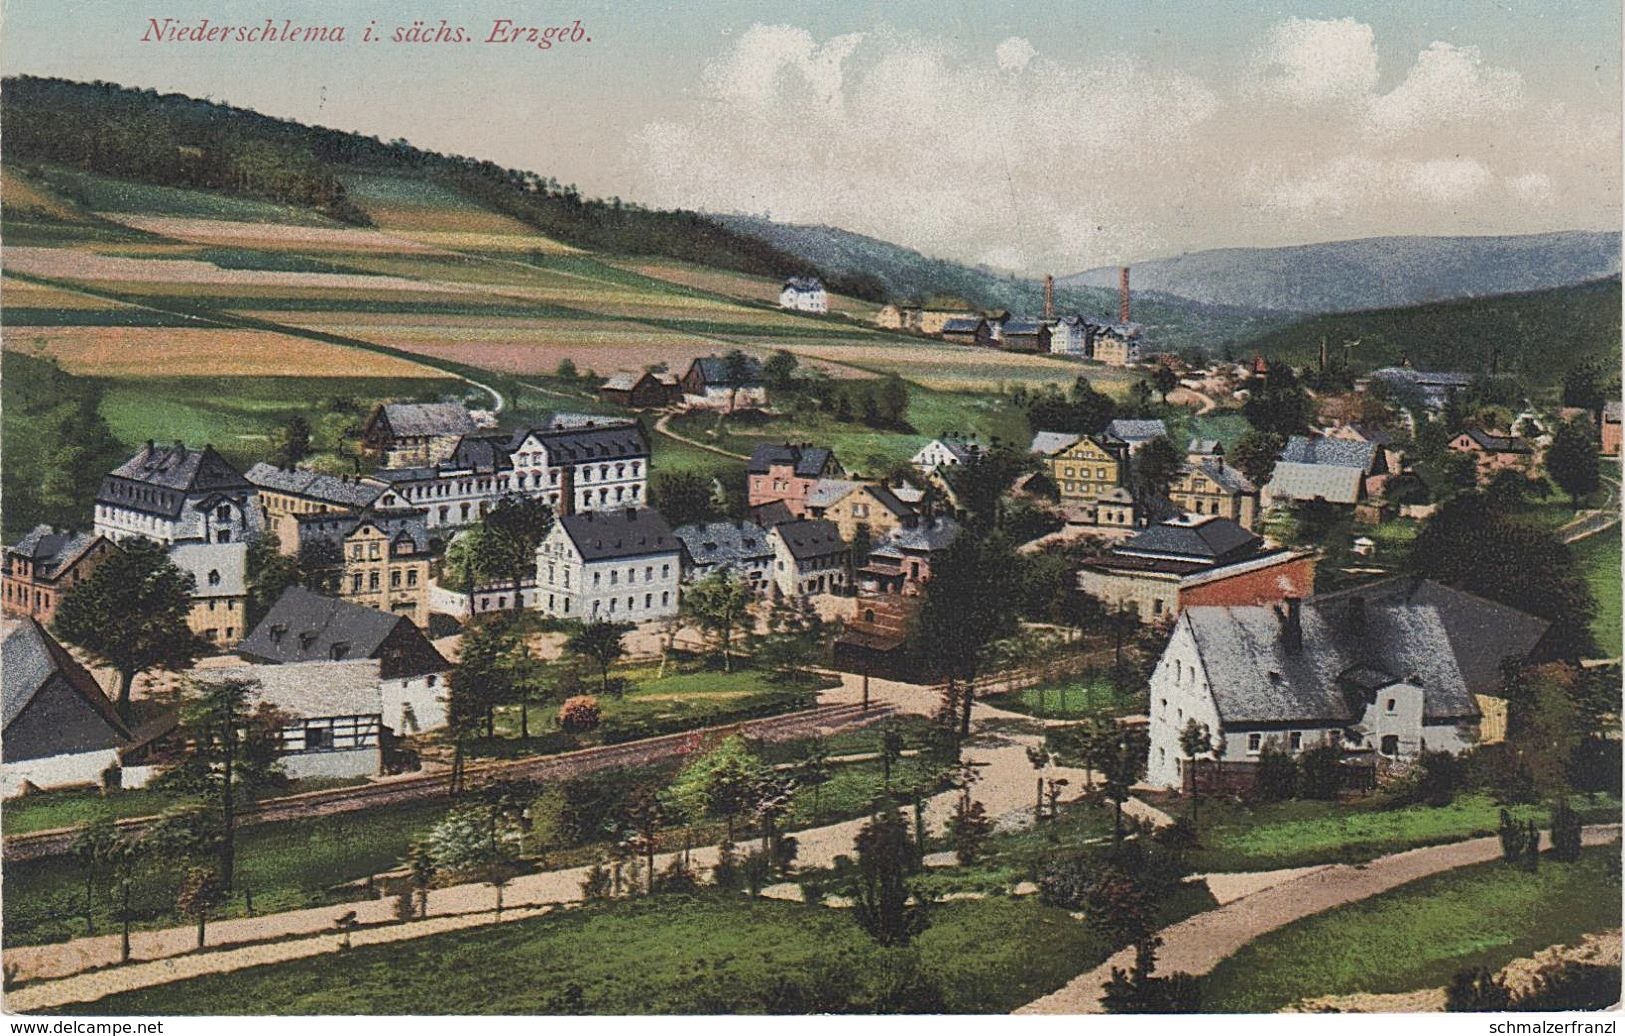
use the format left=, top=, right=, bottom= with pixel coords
left=215, top=530, right=231, bottom=543
left=351, top=574, right=364, bottom=593
left=391, top=570, right=401, bottom=588
left=407, top=570, right=418, bottom=587
left=661, top=591, right=670, bottom=606
left=644, top=593, right=652, bottom=608
left=662, top=564, right=670, bottom=578
left=216, top=504, right=232, bottom=521
left=1385, top=697, right=1396, bottom=713
left=305, top=724, right=332, bottom=751
left=207, top=569, right=221, bottom=587
left=1247, top=733, right=1262, bottom=754
left=427, top=675, right=438, bottom=687
left=1380, top=734, right=1400, bottom=757
left=369, top=572, right=380, bottom=591
left=1289, top=731, right=1303, bottom=751
left=593, top=572, right=601, bottom=587
left=329, top=642, right=350, bottom=661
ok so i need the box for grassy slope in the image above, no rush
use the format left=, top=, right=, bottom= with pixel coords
left=1241, top=277, right=1622, bottom=389
left=1572, top=530, right=1623, bottom=657
left=66, top=894, right=1109, bottom=1015
left=1202, top=847, right=1622, bottom=1012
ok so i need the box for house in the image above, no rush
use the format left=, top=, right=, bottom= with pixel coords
left=1046, top=435, right=1129, bottom=506
left=1078, top=514, right=1315, bottom=624
left=211, top=660, right=391, bottom=780
left=875, top=304, right=910, bottom=330
left=169, top=542, right=249, bottom=649
left=750, top=499, right=799, bottom=530
left=804, top=479, right=915, bottom=542
left=747, top=443, right=843, bottom=517
left=1031, top=431, right=1083, bottom=458
left=1169, top=446, right=1259, bottom=529
left=1105, top=419, right=1169, bottom=454
left=245, top=464, right=395, bottom=555
left=1262, top=435, right=1385, bottom=508
left=779, top=276, right=828, bottom=314
left=1144, top=591, right=1498, bottom=789
left=1602, top=401, right=1622, bottom=457
left=911, top=438, right=982, bottom=475
left=1089, top=322, right=1142, bottom=366
left=95, top=441, right=261, bottom=546
left=767, top=519, right=850, bottom=598
left=237, top=586, right=451, bottom=734
left=1321, top=421, right=1402, bottom=475
left=854, top=515, right=959, bottom=598
left=940, top=317, right=994, bottom=348
left=371, top=421, right=649, bottom=529
left=327, top=511, right=433, bottom=628
left=361, top=402, right=480, bottom=469
left=1355, top=367, right=1473, bottom=413
left=535, top=507, right=682, bottom=622
left=598, top=370, right=681, bottom=409
left=1093, top=486, right=1139, bottom=528
left=1448, top=428, right=1534, bottom=481
left=681, top=355, right=768, bottom=411
left=2, top=619, right=140, bottom=796
left=999, top=319, right=1052, bottom=354
left=674, top=520, right=775, bottom=595
left=1, top=527, right=117, bottom=625
left=1048, top=315, right=1090, bottom=356
left=917, top=309, right=980, bottom=335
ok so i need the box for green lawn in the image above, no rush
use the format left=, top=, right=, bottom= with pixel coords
left=1572, top=530, right=1622, bottom=657
left=38, top=166, right=338, bottom=225
left=1, top=777, right=368, bottom=837
left=1202, top=847, right=1622, bottom=1012
left=1188, top=792, right=1623, bottom=873
left=64, top=893, right=1109, bottom=1015
left=982, top=672, right=1139, bottom=720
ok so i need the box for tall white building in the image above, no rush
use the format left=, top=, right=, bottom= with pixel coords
left=779, top=276, right=828, bottom=314
left=94, top=442, right=261, bottom=546
left=535, top=507, right=682, bottom=622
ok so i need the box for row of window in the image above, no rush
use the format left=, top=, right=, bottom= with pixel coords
left=589, top=592, right=672, bottom=616
left=1060, top=466, right=1111, bottom=479
left=350, top=568, right=421, bottom=592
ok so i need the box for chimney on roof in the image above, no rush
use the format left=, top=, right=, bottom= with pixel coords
left=1118, top=267, right=1131, bottom=324
left=1282, top=596, right=1303, bottom=654
left=1043, top=274, right=1054, bottom=320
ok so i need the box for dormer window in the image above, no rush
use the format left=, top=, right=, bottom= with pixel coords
left=298, top=632, right=317, bottom=650
left=330, top=642, right=350, bottom=661
left=216, top=504, right=232, bottom=521
left=207, top=569, right=221, bottom=587
left=269, top=624, right=287, bottom=644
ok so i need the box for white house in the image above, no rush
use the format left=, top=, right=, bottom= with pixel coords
left=1145, top=594, right=1488, bottom=790
left=371, top=421, right=649, bottom=530
left=212, top=660, right=389, bottom=781
left=1049, top=315, right=1090, bottom=356
left=910, top=438, right=982, bottom=474
left=779, top=276, right=828, bottom=314
left=673, top=520, right=775, bottom=596
left=767, top=518, right=850, bottom=598
left=95, top=441, right=261, bottom=546
left=535, top=507, right=682, bottom=622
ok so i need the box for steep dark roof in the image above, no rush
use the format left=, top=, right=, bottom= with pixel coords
left=245, top=465, right=387, bottom=508
left=748, top=443, right=836, bottom=477
left=1002, top=319, right=1048, bottom=336
left=2, top=619, right=131, bottom=746
left=1310, top=578, right=1550, bottom=695
left=1459, top=427, right=1532, bottom=454
left=674, top=520, right=774, bottom=568
left=940, top=317, right=986, bottom=334
left=783, top=276, right=824, bottom=292
left=1280, top=436, right=1377, bottom=470
left=772, top=519, right=846, bottom=561
left=1186, top=459, right=1255, bottom=494
left=238, top=587, right=448, bottom=674
left=751, top=500, right=797, bottom=529
left=558, top=507, right=679, bottom=562
left=97, top=443, right=250, bottom=517
left=1184, top=599, right=1478, bottom=726
left=376, top=402, right=478, bottom=439
left=689, top=355, right=765, bottom=388
left=349, top=509, right=432, bottom=553
left=6, top=526, right=106, bottom=580
left=1116, top=515, right=1260, bottom=564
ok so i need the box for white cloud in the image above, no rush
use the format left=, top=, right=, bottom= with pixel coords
left=620, top=20, right=1617, bottom=272
left=995, top=36, right=1036, bottom=73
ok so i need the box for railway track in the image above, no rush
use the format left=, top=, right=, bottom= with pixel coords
left=3, top=701, right=896, bottom=863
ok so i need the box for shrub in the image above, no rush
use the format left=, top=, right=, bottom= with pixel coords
left=948, top=797, right=993, bottom=865
left=1549, top=797, right=1583, bottom=863
left=1295, top=745, right=1342, bottom=800
left=1445, top=966, right=1513, bottom=1012
left=1466, top=744, right=1539, bottom=804
left=1414, top=749, right=1462, bottom=807
left=558, top=695, right=601, bottom=735
left=1037, top=852, right=1092, bottom=910
left=1498, top=808, right=1526, bottom=864
left=1253, top=742, right=1296, bottom=802
left=1515, top=962, right=1623, bottom=1012
left=1568, top=737, right=1622, bottom=794
left=652, top=857, right=700, bottom=895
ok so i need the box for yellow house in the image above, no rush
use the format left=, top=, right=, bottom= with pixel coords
left=1049, top=437, right=1127, bottom=504
left=246, top=464, right=395, bottom=555
left=804, top=480, right=915, bottom=542
left=1168, top=462, right=1259, bottom=530
left=336, top=516, right=432, bottom=628
left=169, top=542, right=249, bottom=650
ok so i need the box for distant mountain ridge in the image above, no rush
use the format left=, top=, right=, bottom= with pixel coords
left=1061, top=232, right=1621, bottom=314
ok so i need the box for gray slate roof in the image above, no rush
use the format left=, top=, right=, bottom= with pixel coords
left=772, top=519, right=846, bottom=562
left=2, top=619, right=131, bottom=744
left=674, top=520, right=774, bottom=568
left=1107, top=419, right=1168, bottom=443
left=748, top=443, right=836, bottom=477
left=239, top=587, right=448, bottom=672
left=940, top=317, right=986, bottom=334
left=1117, top=515, right=1260, bottom=563
left=378, top=402, right=478, bottom=439
left=559, top=508, right=679, bottom=562
left=213, top=660, right=385, bottom=719
left=783, top=277, right=824, bottom=292
left=168, top=542, right=248, bottom=599
left=689, top=355, right=765, bottom=388
left=1187, top=459, right=1255, bottom=494
left=245, top=465, right=386, bottom=508
left=1280, top=435, right=1377, bottom=471
left=1266, top=462, right=1364, bottom=505
left=98, top=443, right=251, bottom=518
left=1459, top=428, right=1531, bottom=454
left=886, top=515, right=960, bottom=553
left=1184, top=599, right=1478, bottom=726
left=1031, top=431, right=1082, bottom=456
left=6, top=526, right=103, bottom=579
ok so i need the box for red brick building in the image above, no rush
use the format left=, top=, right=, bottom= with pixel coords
left=746, top=443, right=842, bottom=518
left=1, top=527, right=118, bottom=625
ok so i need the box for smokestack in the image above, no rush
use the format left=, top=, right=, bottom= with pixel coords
left=1043, top=274, right=1054, bottom=320
left=1282, top=596, right=1303, bottom=654
left=1118, top=266, right=1131, bottom=323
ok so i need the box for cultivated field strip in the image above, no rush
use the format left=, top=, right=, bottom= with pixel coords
left=2, top=701, right=896, bottom=863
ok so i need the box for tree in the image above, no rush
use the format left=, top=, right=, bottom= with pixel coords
left=722, top=349, right=754, bottom=412
left=624, top=784, right=664, bottom=893
left=1547, top=418, right=1600, bottom=509
left=948, top=795, right=993, bottom=865
left=1151, top=364, right=1179, bottom=403
left=877, top=374, right=911, bottom=428
left=849, top=806, right=925, bottom=947
left=795, top=739, right=832, bottom=823
left=565, top=620, right=632, bottom=695
left=1101, top=726, right=1150, bottom=844
left=447, top=620, right=522, bottom=790
left=481, top=494, right=555, bottom=612
left=269, top=415, right=312, bottom=468
left=1177, top=720, right=1216, bottom=823
left=1229, top=430, right=1284, bottom=489
left=155, top=676, right=287, bottom=891
left=245, top=535, right=305, bottom=628
left=763, top=349, right=799, bottom=392
left=942, top=445, right=1035, bottom=533
left=175, top=867, right=225, bottom=949
left=1134, top=437, right=1183, bottom=499
left=1550, top=796, right=1583, bottom=862
left=1101, top=937, right=1203, bottom=1014
left=69, top=816, right=119, bottom=936
left=879, top=720, right=906, bottom=788
left=649, top=469, right=719, bottom=528
left=680, top=570, right=750, bottom=671
left=668, top=735, right=764, bottom=841
left=406, top=841, right=436, bottom=919
left=426, top=803, right=524, bottom=918
left=1242, top=367, right=1312, bottom=439
left=915, top=532, right=1020, bottom=735
left=556, top=357, right=579, bottom=381
left=1561, top=361, right=1607, bottom=415
left=53, top=536, right=208, bottom=718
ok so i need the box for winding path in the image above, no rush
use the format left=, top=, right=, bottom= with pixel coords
left=1016, top=824, right=1622, bottom=1014
left=653, top=410, right=751, bottom=461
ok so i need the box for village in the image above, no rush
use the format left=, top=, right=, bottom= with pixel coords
left=3, top=251, right=1621, bottom=1016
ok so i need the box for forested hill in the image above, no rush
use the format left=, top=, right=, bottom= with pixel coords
left=1241, top=276, right=1622, bottom=387
left=0, top=75, right=846, bottom=291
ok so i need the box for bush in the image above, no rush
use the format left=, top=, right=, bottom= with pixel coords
left=742, top=849, right=772, bottom=894
left=558, top=695, right=601, bottom=735
left=1498, top=808, right=1527, bottom=864
left=1037, top=853, right=1092, bottom=910
left=580, top=861, right=612, bottom=900
left=1445, top=966, right=1513, bottom=1011
left=1466, top=744, right=1539, bottom=804
left=949, top=797, right=993, bottom=865
left=1549, top=797, right=1583, bottom=863
left=1414, top=749, right=1462, bottom=807
left=1295, top=745, right=1342, bottom=800
left=1515, top=962, right=1622, bottom=1012
left=1568, top=737, right=1622, bottom=794
left=1253, top=743, right=1297, bottom=802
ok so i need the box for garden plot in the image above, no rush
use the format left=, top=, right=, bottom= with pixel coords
left=2, top=326, right=444, bottom=379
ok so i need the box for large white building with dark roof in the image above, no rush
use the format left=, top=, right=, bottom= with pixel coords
left=535, top=507, right=682, bottom=621
left=95, top=442, right=261, bottom=546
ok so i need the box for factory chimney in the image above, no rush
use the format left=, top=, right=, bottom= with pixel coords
left=1118, top=266, right=1131, bottom=323
left=1043, top=274, right=1054, bottom=320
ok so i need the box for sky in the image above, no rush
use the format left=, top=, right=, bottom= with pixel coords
left=2, top=0, right=1619, bottom=273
